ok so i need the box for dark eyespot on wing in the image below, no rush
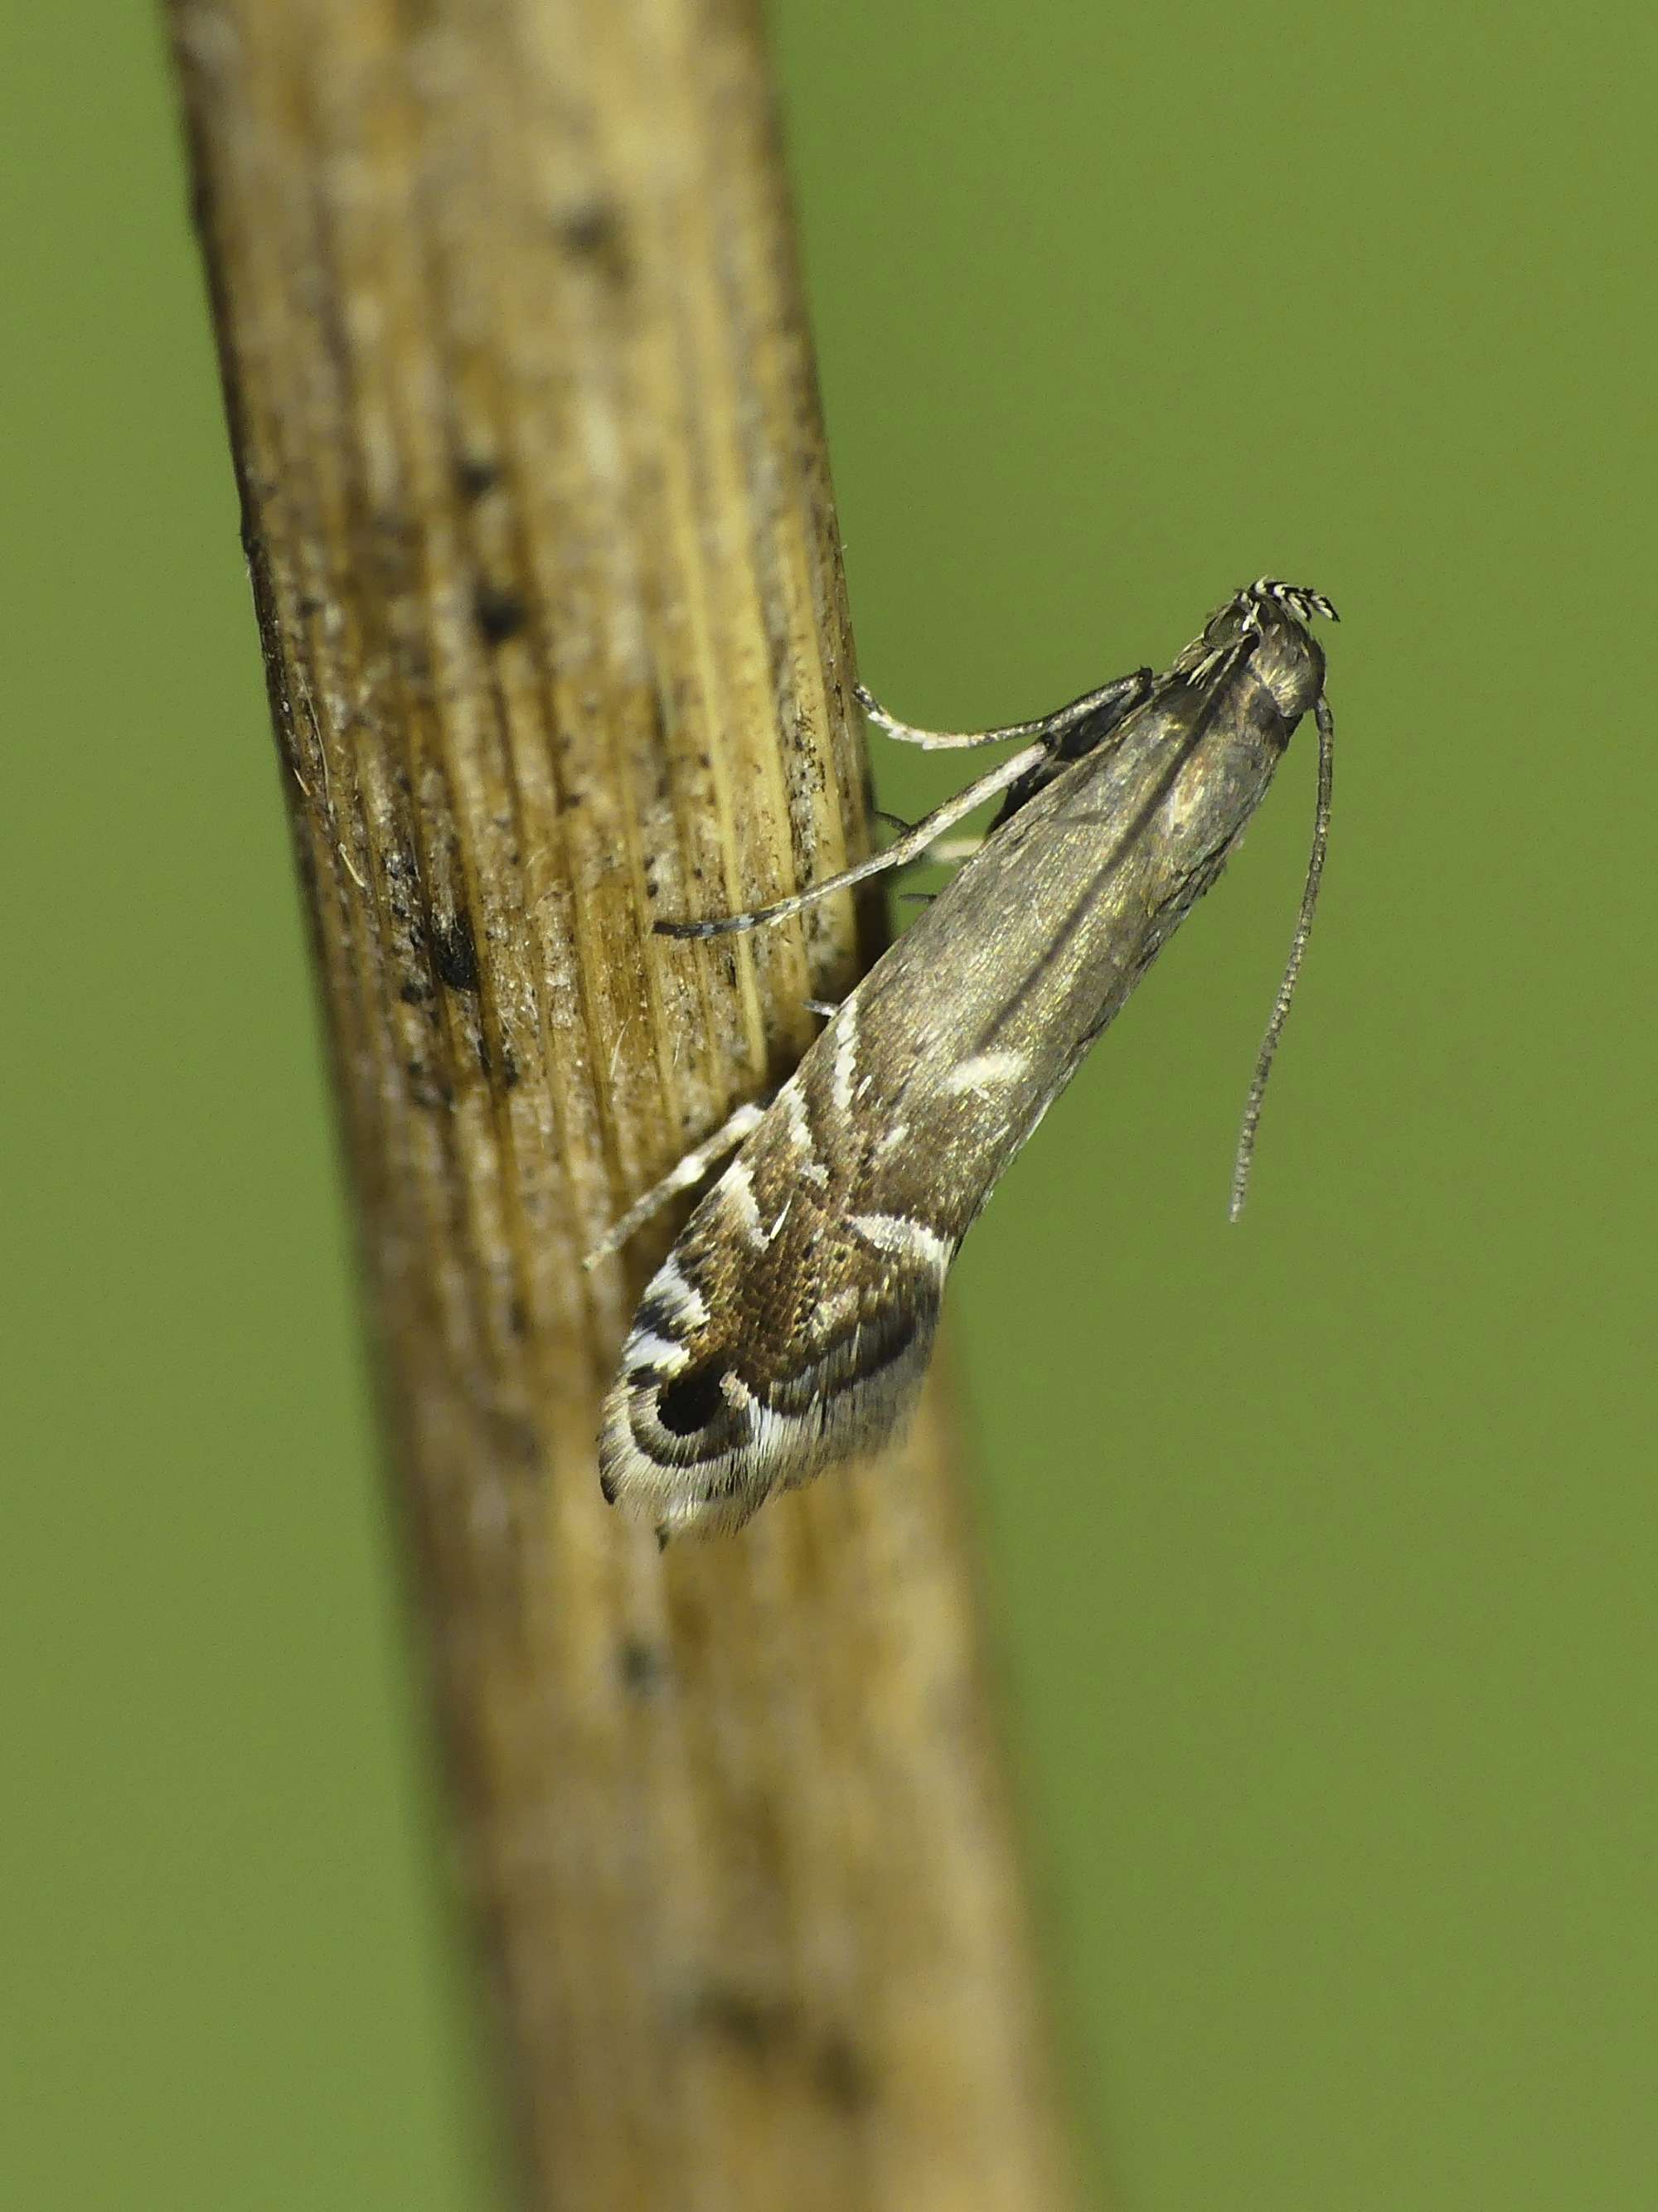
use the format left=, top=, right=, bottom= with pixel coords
left=657, top=1363, right=727, bottom=1435
left=628, top=1362, right=754, bottom=1469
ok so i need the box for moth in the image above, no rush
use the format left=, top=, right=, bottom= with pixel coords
left=592, top=578, right=1338, bottom=1539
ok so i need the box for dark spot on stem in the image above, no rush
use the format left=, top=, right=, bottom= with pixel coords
left=557, top=199, right=631, bottom=286
left=429, top=910, right=480, bottom=994
left=618, top=1638, right=664, bottom=1695
left=473, top=583, right=526, bottom=646
left=405, top=1059, right=452, bottom=1112
left=691, top=1985, right=793, bottom=2056
left=455, top=453, right=500, bottom=501
left=815, top=2032, right=875, bottom=2113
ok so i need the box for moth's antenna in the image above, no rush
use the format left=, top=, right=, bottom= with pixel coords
left=1229, top=691, right=1334, bottom=1221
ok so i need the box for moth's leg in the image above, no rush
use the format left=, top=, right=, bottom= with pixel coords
left=584, top=1100, right=768, bottom=1265
left=854, top=666, right=1152, bottom=753
left=918, top=833, right=985, bottom=865
left=871, top=812, right=982, bottom=868
left=870, top=816, right=984, bottom=869
left=655, top=737, right=1050, bottom=941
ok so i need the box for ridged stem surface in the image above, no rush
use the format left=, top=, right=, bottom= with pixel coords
left=167, top=2, right=1081, bottom=2203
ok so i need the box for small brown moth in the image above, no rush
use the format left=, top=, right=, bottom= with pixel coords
left=591, top=578, right=1338, bottom=1539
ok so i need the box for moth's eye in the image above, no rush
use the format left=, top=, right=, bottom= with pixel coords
left=655, top=1363, right=727, bottom=1435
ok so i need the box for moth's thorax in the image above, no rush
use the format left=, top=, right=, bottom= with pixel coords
left=1246, top=615, right=1326, bottom=722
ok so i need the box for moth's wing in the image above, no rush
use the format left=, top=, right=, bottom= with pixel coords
left=598, top=1125, right=949, bottom=1540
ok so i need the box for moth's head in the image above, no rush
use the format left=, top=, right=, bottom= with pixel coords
left=1176, top=576, right=1338, bottom=721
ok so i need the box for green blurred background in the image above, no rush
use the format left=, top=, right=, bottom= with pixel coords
left=4, top=3, right=1651, bottom=2206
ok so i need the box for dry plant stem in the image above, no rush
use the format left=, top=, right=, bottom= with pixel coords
left=167, top=2, right=1083, bottom=2205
